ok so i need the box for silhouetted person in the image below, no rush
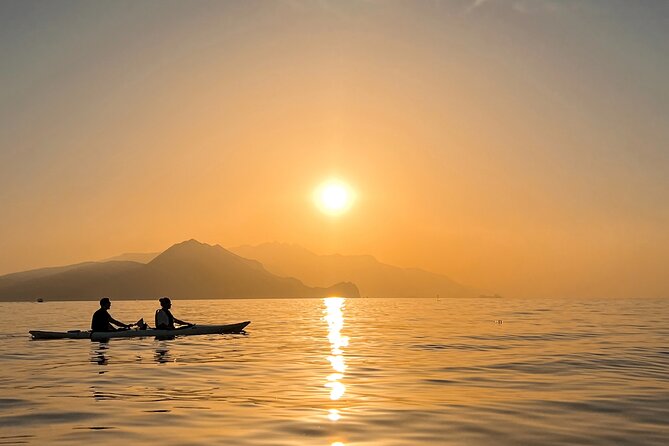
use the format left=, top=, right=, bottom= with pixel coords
left=155, top=297, right=193, bottom=330
left=91, top=297, right=130, bottom=332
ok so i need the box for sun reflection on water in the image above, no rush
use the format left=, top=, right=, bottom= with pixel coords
left=324, top=297, right=348, bottom=403
left=328, top=408, right=341, bottom=421
left=324, top=297, right=349, bottom=446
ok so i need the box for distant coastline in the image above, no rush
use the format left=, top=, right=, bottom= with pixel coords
left=0, top=239, right=485, bottom=302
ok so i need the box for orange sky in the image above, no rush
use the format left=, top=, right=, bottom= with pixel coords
left=1, top=1, right=668, bottom=298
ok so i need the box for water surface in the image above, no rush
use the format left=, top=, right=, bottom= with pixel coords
left=0, top=297, right=668, bottom=445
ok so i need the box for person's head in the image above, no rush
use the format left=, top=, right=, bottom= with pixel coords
left=100, top=297, right=111, bottom=309
left=159, top=297, right=171, bottom=309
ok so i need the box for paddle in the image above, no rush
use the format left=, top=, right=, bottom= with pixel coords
left=132, top=318, right=149, bottom=330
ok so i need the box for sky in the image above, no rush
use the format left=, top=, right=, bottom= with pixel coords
left=1, top=0, right=668, bottom=298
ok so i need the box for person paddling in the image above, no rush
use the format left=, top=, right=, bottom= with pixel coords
left=155, top=297, right=193, bottom=330
left=91, top=297, right=131, bottom=332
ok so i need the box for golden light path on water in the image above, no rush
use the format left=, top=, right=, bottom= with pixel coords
left=324, top=297, right=349, bottom=446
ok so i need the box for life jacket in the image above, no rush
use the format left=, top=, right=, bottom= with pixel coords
left=155, top=308, right=174, bottom=329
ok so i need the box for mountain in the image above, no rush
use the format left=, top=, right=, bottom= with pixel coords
left=0, top=240, right=359, bottom=301
left=0, top=261, right=98, bottom=286
left=231, top=242, right=476, bottom=298
left=0, top=261, right=144, bottom=301
left=102, top=252, right=159, bottom=263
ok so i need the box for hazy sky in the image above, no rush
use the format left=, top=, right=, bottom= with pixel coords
left=1, top=0, right=668, bottom=298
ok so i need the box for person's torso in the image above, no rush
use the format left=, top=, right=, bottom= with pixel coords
left=155, top=308, right=174, bottom=328
left=91, top=308, right=111, bottom=331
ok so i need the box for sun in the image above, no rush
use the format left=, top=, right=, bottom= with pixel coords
left=314, top=180, right=355, bottom=215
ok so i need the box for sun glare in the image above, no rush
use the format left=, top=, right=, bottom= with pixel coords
left=315, top=180, right=355, bottom=215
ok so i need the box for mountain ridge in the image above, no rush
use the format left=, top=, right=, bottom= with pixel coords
left=231, top=242, right=477, bottom=298
left=0, top=240, right=359, bottom=301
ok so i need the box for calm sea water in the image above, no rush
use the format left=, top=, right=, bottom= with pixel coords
left=0, top=297, right=668, bottom=445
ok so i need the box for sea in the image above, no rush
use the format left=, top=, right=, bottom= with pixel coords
left=0, top=297, right=668, bottom=445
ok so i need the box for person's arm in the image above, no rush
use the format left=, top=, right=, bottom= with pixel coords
left=174, top=317, right=193, bottom=327
left=110, top=317, right=130, bottom=329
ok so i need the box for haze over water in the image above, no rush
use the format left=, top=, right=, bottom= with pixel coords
left=1, top=297, right=668, bottom=445
left=2, top=1, right=669, bottom=299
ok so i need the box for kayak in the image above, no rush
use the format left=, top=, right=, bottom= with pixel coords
left=30, top=321, right=250, bottom=340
